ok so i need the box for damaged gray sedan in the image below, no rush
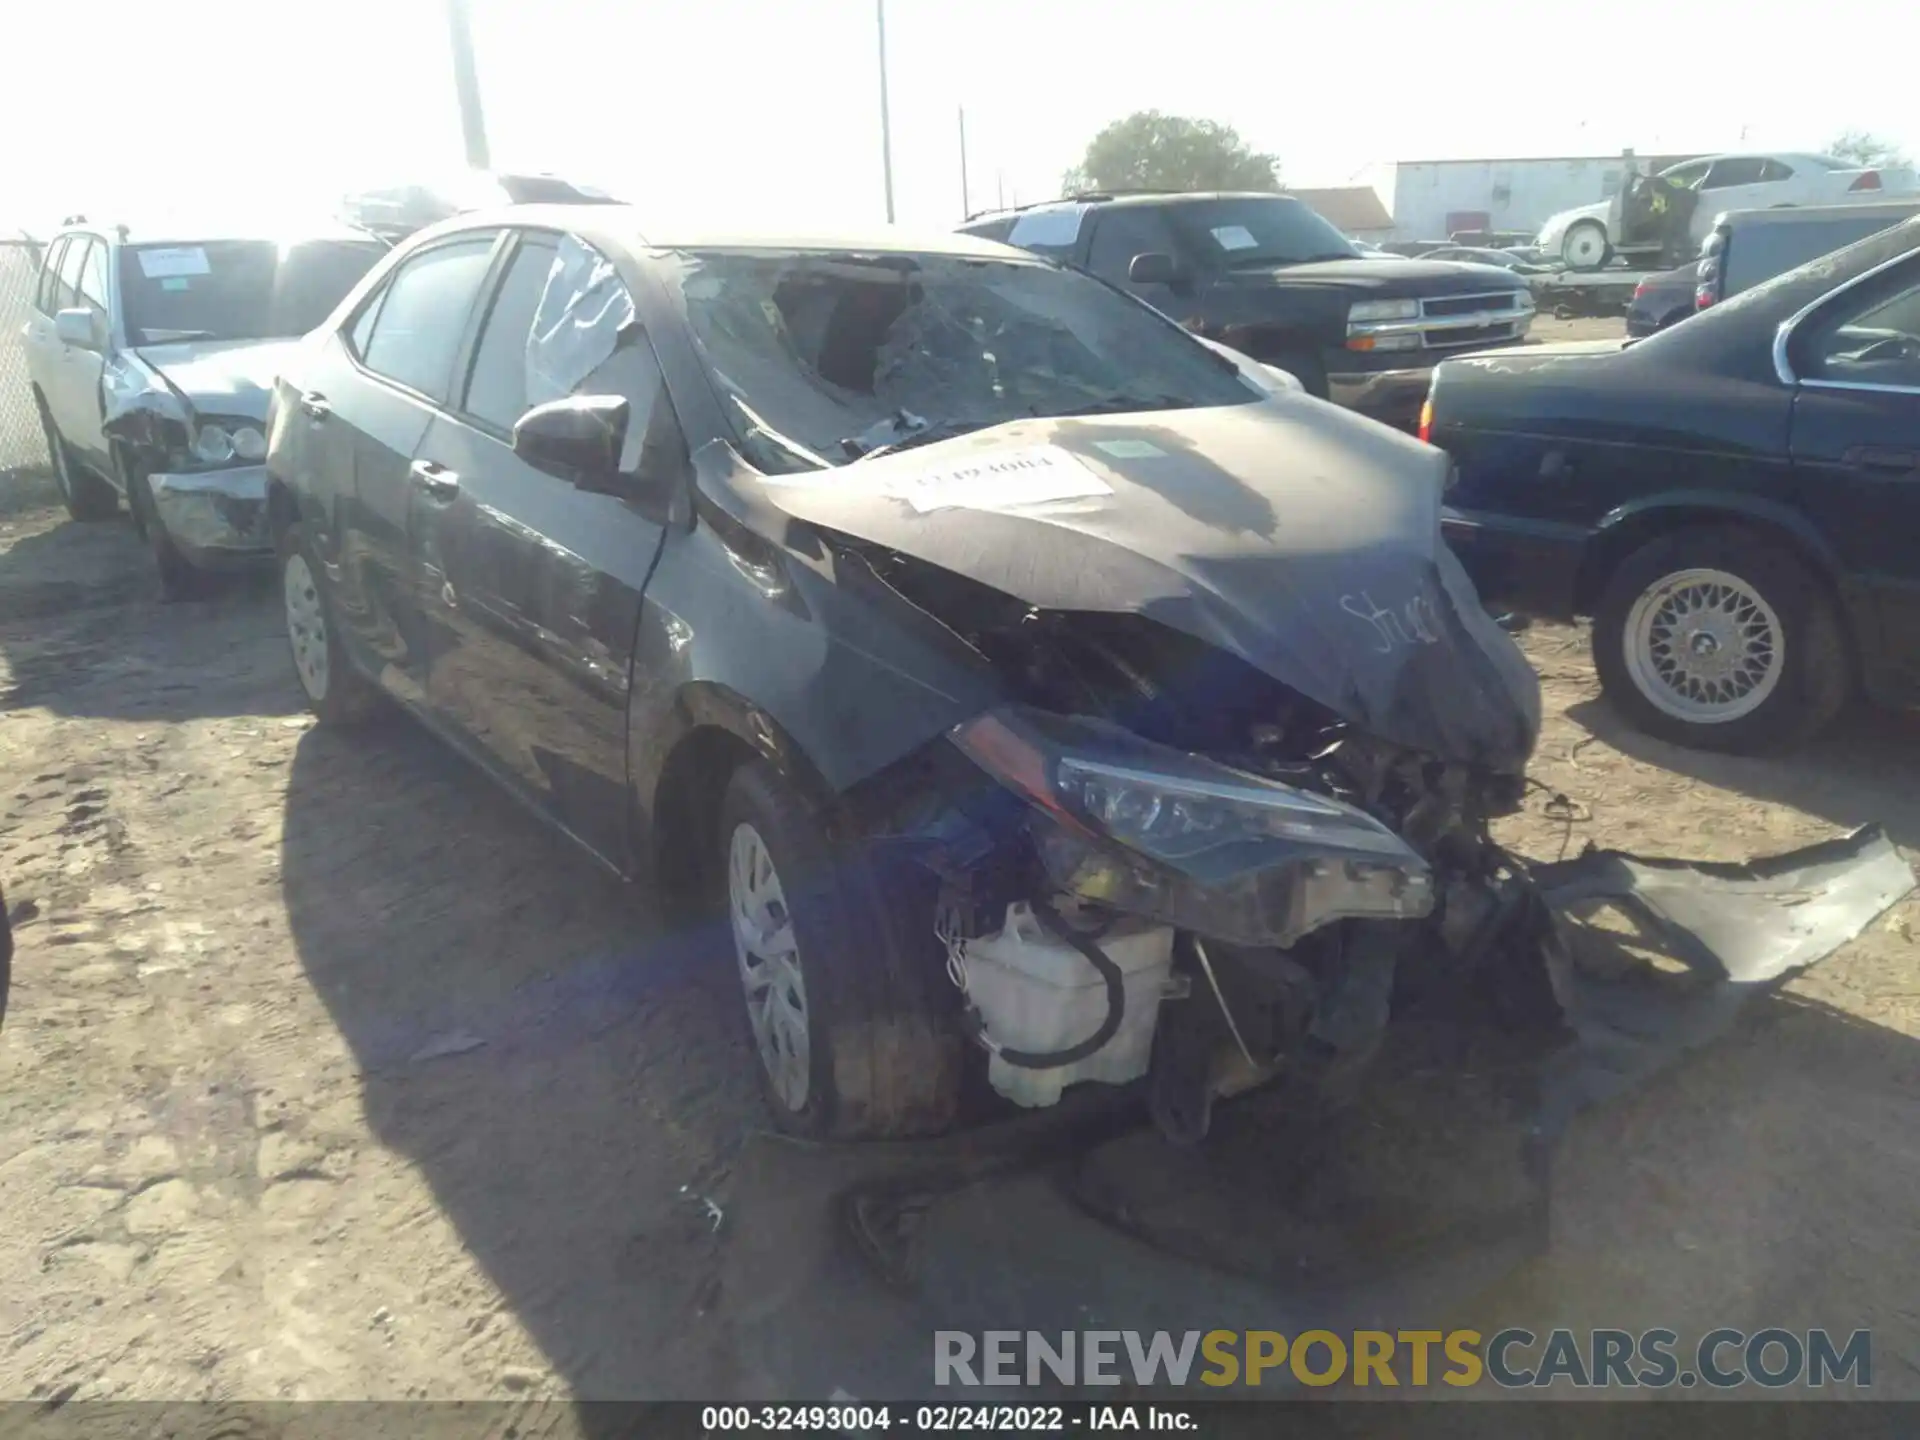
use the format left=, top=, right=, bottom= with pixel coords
left=21, top=218, right=386, bottom=597
left=265, top=209, right=1913, bottom=1141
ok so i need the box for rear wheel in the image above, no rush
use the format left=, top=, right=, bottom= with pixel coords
left=1561, top=220, right=1612, bottom=271
left=1593, top=527, right=1850, bottom=752
left=279, top=521, right=381, bottom=725
left=718, top=759, right=960, bottom=1139
left=36, top=396, right=118, bottom=521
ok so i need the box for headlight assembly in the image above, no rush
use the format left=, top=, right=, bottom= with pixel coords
left=950, top=707, right=1434, bottom=947
left=1348, top=298, right=1420, bottom=324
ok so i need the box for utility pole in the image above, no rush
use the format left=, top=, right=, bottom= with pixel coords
left=958, top=106, right=971, bottom=217
left=876, top=0, right=896, bottom=222
left=447, top=0, right=490, bottom=171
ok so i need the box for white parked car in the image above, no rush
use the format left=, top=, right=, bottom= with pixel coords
left=1537, top=152, right=1919, bottom=270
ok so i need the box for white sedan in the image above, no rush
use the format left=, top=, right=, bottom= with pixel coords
left=1537, top=152, right=1919, bottom=270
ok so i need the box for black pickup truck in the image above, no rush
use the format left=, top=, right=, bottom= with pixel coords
left=961, top=191, right=1536, bottom=429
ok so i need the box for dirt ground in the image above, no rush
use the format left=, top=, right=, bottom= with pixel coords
left=1, top=322, right=1916, bottom=1403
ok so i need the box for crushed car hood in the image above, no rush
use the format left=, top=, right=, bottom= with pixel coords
left=132, top=339, right=300, bottom=421
left=722, top=398, right=1543, bottom=773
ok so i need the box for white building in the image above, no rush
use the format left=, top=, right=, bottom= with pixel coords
left=1386, top=153, right=1699, bottom=242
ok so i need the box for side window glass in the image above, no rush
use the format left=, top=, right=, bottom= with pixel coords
left=1660, top=161, right=1710, bottom=191
left=1087, top=211, right=1177, bottom=282
left=36, top=238, right=68, bottom=314
left=461, top=235, right=559, bottom=430
left=1800, top=270, right=1920, bottom=390
left=78, top=240, right=109, bottom=316
left=56, top=238, right=90, bottom=312
left=1006, top=206, right=1090, bottom=260
left=358, top=236, right=496, bottom=400
left=1703, top=158, right=1765, bottom=190
left=1759, top=159, right=1795, bottom=183
left=526, top=234, right=681, bottom=478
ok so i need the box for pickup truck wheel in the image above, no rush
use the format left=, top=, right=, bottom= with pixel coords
left=279, top=522, right=381, bottom=725
left=719, top=759, right=961, bottom=1140
left=1268, top=348, right=1327, bottom=399
left=36, top=397, right=118, bottom=522
left=1560, top=221, right=1612, bottom=271
left=1593, top=527, right=1849, bottom=753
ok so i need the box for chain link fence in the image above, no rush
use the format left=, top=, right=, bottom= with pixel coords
left=0, top=238, right=57, bottom=510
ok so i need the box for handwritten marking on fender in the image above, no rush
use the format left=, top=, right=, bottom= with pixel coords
left=1342, top=591, right=1442, bottom=654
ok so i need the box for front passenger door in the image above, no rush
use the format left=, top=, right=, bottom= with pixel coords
left=412, top=233, right=681, bottom=865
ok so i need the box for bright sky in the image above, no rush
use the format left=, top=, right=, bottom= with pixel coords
left=8, top=0, right=1916, bottom=237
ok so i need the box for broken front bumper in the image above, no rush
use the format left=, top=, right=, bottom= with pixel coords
left=1532, top=824, right=1916, bottom=1134
left=149, top=465, right=272, bottom=565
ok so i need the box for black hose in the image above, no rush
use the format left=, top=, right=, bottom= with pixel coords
left=960, top=899, right=1128, bottom=1071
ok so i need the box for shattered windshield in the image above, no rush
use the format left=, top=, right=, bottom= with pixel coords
left=662, top=250, right=1259, bottom=470
left=119, top=239, right=387, bottom=345
left=1164, top=197, right=1360, bottom=268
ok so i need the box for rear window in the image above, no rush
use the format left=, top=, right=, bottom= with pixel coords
left=1725, top=214, right=1912, bottom=298
left=118, top=238, right=387, bottom=344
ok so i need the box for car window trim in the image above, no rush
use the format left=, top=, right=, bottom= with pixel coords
left=451, top=226, right=566, bottom=440
left=341, top=229, right=506, bottom=408
left=56, top=233, right=97, bottom=312
left=1773, top=246, right=1920, bottom=394
left=35, top=236, right=68, bottom=314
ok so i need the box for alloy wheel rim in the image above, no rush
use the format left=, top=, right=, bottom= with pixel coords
left=1623, top=567, right=1785, bottom=723
left=283, top=553, right=331, bottom=702
left=1565, top=224, right=1607, bottom=268
left=727, top=821, right=811, bottom=1112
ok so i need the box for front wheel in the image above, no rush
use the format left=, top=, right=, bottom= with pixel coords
left=1561, top=220, right=1612, bottom=271
left=1592, top=527, right=1850, bottom=752
left=126, top=470, right=210, bottom=601
left=718, top=759, right=960, bottom=1139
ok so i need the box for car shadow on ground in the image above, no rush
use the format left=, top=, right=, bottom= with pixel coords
left=279, top=718, right=765, bottom=1404
left=0, top=512, right=293, bottom=722
left=1564, top=695, right=1920, bottom=851
left=281, top=706, right=1920, bottom=1408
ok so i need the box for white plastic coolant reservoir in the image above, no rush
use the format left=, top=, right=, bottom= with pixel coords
left=962, top=902, right=1176, bottom=1109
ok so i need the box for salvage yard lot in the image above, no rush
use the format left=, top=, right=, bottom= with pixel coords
left=0, top=318, right=1915, bottom=1403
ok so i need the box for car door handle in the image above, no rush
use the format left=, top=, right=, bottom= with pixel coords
left=299, top=391, right=331, bottom=421
left=1842, top=445, right=1918, bottom=473
left=409, top=460, right=461, bottom=499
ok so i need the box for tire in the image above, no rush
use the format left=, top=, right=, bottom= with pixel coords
left=126, top=468, right=210, bottom=601
left=718, top=759, right=961, bottom=1139
left=278, top=520, right=381, bottom=726
left=35, top=396, right=118, bottom=521
left=1592, top=526, right=1850, bottom=753
left=1560, top=220, right=1612, bottom=271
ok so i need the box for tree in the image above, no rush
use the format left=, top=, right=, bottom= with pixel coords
left=1062, top=112, right=1280, bottom=196
left=1826, top=130, right=1910, bottom=169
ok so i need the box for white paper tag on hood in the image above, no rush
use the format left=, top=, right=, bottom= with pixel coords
left=895, top=445, right=1111, bottom=514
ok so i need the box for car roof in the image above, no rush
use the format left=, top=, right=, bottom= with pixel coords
left=967, top=190, right=1301, bottom=222
left=409, top=204, right=1033, bottom=261
left=57, top=217, right=382, bottom=248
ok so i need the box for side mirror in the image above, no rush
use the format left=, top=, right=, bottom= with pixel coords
left=1128, top=252, right=1180, bottom=287
left=55, top=308, right=103, bottom=351
left=512, top=394, right=630, bottom=491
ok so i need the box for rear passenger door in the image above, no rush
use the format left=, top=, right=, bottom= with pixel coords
left=22, top=235, right=70, bottom=405
left=1785, top=254, right=1920, bottom=698
left=315, top=232, right=499, bottom=702
left=410, top=232, right=680, bottom=864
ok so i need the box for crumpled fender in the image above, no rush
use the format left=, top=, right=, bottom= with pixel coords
left=100, top=352, right=193, bottom=460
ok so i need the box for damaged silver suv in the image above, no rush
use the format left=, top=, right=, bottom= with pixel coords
left=266, top=208, right=1912, bottom=1143
left=21, top=218, right=386, bottom=597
